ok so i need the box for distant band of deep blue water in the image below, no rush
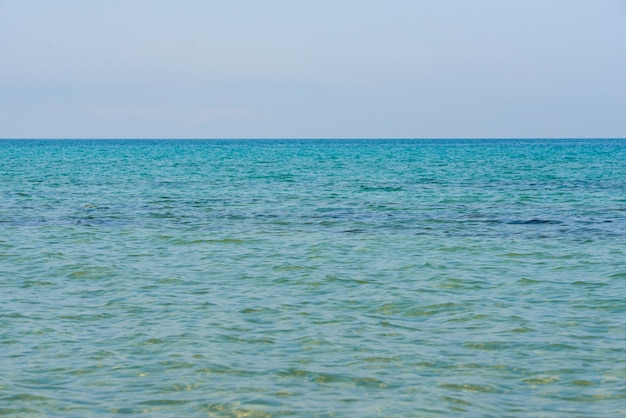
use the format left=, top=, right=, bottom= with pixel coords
left=1, top=139, right=626, bottom=417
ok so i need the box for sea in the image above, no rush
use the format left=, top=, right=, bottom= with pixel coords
left=1, top=139, right=625, bottom=417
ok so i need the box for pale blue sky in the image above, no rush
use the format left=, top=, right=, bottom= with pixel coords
left=1, top=0, right=625, bottom=138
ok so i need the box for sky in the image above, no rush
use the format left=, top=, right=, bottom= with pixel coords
left=1, top=0, right=625, bottom=139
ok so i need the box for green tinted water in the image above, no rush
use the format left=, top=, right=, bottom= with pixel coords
left=1, top=139, right=625, bottom=416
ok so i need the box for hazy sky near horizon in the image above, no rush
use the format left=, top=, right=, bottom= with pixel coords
left=1, top=0, right=625, bottom=138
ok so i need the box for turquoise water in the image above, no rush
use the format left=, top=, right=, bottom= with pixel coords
left=1, top=139, right=626, bottom=416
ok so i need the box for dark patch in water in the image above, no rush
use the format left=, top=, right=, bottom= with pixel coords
left=507, top=219, right=563, bottom=225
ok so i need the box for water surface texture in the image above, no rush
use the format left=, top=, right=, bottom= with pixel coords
left=1, top=139, right=626, bottom=416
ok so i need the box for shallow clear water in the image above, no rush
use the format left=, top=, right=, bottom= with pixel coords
left=1, top=139, right=626, bottom=416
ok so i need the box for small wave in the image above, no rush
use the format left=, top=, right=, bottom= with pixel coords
left=359, top=185, right=405, bottom=192
left=507, top=219, right=563, bottom=225
left=522, top=376, right=559, bottom=385
left=439, top=383, right=496, bottom=393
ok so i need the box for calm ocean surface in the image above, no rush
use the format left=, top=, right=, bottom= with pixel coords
left=1, top=139, right=626, bottom=417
